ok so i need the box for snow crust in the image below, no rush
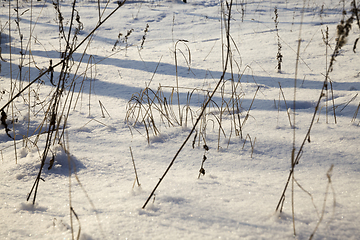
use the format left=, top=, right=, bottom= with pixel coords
left=0, top=0, right=359, bottom=239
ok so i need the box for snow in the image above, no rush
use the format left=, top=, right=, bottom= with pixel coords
left=0, top=0, right=360, bottom=239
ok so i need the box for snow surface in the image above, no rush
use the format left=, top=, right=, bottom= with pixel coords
left=0, top=0, right=359, bottom=239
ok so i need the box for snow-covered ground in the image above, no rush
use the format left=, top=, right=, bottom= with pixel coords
left=0, top=0, right=359, bottom=239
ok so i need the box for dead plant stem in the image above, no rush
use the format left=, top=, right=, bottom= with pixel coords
left=142, top=0, right=234, bottom=209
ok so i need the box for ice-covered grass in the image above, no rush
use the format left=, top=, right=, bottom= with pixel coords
left=0, top=0, right=359, bottom=239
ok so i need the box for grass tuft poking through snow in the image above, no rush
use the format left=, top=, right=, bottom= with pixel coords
left=0, top=0, right=359, bottom=239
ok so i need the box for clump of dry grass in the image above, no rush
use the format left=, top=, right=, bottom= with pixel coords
left=0, top=0, right=127, bottom=206
left=274, top=1, right=360, bottom=237
left=140, top=0, right=261, bottom=209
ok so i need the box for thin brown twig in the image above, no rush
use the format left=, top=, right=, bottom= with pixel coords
left=142, top=0, right=234, bottom=209
left=130, top=147, right=141, bottom=187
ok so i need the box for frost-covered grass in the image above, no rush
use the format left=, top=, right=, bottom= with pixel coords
left=0, top=0, right=360, bottom=239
